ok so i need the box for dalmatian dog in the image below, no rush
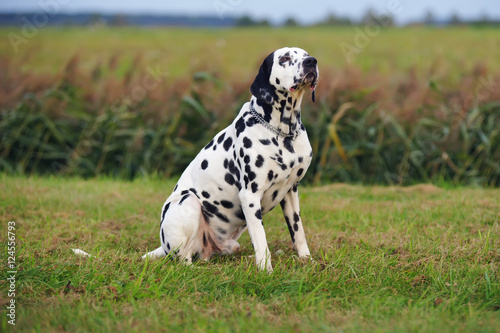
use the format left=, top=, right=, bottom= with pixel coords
left=143, top=47, right=319, bottom=273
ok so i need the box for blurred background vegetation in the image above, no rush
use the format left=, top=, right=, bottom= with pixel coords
left=1, top=26, right=499, bottom=186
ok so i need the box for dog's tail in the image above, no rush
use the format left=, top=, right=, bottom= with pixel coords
left=71, top=248, right=97, bottom=258
left=142, top=246, right=167, bottom=260
left=72, top=247, right=167, bottom=260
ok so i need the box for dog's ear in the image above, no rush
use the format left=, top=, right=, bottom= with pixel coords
left=250, top=52, right=278, bottom=105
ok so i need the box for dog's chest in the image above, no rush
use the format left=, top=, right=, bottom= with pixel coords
left=255, top=134, right=312, bottom=213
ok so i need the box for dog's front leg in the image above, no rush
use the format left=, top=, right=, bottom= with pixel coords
left=239, top=190, right=273, bottom=273
left=280, top=186, right=310, bottom=258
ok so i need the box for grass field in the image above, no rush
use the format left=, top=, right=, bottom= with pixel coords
left=0, top=175, right=499, bottom=332
left=3, top=26, right=500, bottom=79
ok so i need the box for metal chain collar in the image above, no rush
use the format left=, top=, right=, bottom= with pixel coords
left=249, top=105, right=301, bottom=140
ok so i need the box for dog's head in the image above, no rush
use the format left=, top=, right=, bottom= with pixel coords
left=251, top=47, right=319, bottom=104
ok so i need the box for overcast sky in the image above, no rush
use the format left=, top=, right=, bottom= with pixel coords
left=1, top=0, right=498, bottom=24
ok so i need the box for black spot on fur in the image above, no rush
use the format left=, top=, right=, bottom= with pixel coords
left=246, top=165, right=256, bottom=182
left=179, top=194, right=190, bottom=205
left=259, top=139, right=271, bottom=145
left=225, top=173, right=235, bottom=186
left=161, top=202, right=171, bottom=222
left=246, top=117, right=257, bottom=127
left=203, top=201, right=218, bottom=214
left=293, top=212, right=300, bottom=223
left=293, top=223, right=299, bottom=232
left=235, top=209, right=245, bottom=220
left=221, top=200, right=234, bottom=209
left=275, top=78, right=280, bottom=85
left=285, top=216, right=295, bottom=243
left=223, top=137, right=233, bottom=151
left=217, top=132, right=226, bottom=144
left=272, top=190, right=279, bottom=201
left=216, top=212, right=230, bottom=223
left=180, top=190, right=189, bottom=196
left=272, top=137, right=279, bottom=146
left=280, top=200, right=286, bottom=209
left=166, top=242, right=171, bottom=250
left=298, top=157, right=304, bottom=163
left=255, top=155, right=264, bottom=168
left=202, top=191, right=210, bottom=199
left=297, top=168, right=304, bottom=177
left=267, top=170, right=274, bottom=181
left=284, top=138, right=294, bottom=154
left=243, top=137, right=252, bottom=148
left=235, top=117, right=246, bottom=137
left=228, top=160, right=237, bottom=173
left=201, top=160, right=208, bottom=170
left=204, top=140, right=214, bottom=150
left=255, top=209, right=262, bottom=219
left=251, top=182, right=258, bottom=193
left=161, top=229, right=165, bottom=244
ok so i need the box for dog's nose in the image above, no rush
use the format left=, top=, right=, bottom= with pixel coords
left=303, top=57, right=317, bottom=67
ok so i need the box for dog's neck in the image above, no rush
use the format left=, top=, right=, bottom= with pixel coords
left=250, top=89, right=305, bottom=137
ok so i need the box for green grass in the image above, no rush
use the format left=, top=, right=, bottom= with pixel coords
left=1, top=175, right=499, bottom=332
left=3, top=26, right=500, bottom=79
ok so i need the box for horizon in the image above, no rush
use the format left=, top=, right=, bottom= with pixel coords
left=1, top=0, right=499, bottom=25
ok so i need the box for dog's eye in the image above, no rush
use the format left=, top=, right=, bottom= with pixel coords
left=279, top=56, right=291, bottom=63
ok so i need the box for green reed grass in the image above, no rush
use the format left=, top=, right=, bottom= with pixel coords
left=1, top=27, right=499, bottom=185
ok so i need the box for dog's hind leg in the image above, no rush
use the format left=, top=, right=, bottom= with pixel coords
left=158, top=193, right=205, bottom=263
left=143, top=192, right=227, bottom=264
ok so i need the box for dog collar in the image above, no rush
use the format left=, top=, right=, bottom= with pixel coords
left=249, top=105, right=301, bottom=140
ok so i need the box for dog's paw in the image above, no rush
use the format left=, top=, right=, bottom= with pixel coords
left=221, top=239, right=241, bottom=255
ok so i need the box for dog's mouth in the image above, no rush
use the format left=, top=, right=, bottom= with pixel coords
left=304, top=71, right=318, bottom=89
left=290, top=70, right=318, bottom=92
